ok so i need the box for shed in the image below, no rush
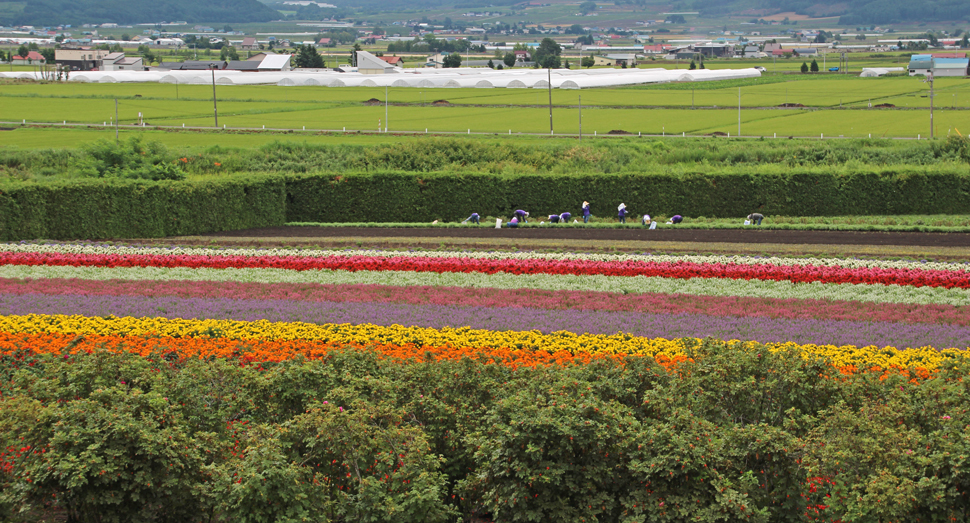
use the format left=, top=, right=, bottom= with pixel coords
left=908, top=54, right=932, bottom=76
left=932, top=58, right=969, bottom=77
left=258, top=54, right=292, bottom=71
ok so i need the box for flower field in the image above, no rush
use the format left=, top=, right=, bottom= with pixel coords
left=2, top=240, right=970, bottom=522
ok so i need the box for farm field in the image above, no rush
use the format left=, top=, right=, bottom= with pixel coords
left=2, top=236, right=970, bottom=521
left=1, top=75, right=968, bottom=139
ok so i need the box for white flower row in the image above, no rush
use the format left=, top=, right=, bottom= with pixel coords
left=2, top=264, right=968, bottom=306
left=2, top=243, right=968, bottom=273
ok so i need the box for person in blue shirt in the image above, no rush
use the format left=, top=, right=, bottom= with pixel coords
left=582, top=201, right=591, bottom=223
left=462, top=213, right=480, bottom=224
left=559, top=212, right=572, bottom=223
left=670, top=215, right=683, bottom=224
left=617, top=203, right=630, bottom=224
left=548, top=214, right=560, bottom=224
left=507, top=216, right=519, bottom=227
left=514, top=210, right=529, bottom=223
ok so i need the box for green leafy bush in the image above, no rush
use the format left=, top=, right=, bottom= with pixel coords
left=3, top=344, right=970, bottom=522
left=71, top=138, right=186, bottom=181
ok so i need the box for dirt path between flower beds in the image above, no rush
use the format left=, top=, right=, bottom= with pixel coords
left=201, top=226, right=970, bottom=248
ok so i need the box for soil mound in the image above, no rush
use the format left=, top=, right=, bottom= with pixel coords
left=607, top=129, right=631, bottom=135
left=873, top=103, right=895, bottom=108
left=363, top=98, right=381, bottom=105
left=432, top=100, right=450, bottom=105
left=777, top=102, right=805, bottom=107
left=708, top=131, right=728, bottom=136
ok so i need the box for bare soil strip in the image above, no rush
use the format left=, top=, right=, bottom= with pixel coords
left=200, top=226, right=970, bottom=248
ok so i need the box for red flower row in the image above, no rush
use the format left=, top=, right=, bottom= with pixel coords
left=3, top=251, right=969, bottom=288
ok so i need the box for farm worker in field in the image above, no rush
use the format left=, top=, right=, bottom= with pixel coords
left=617, top=203, right=630, bottom=224
left=462, top=213, right=480, bottom=224
left=514, top=210, right=529, bottom=223
left=507, top=216, right=519, bottom=227
left=667, top=215, right=683, bottom=225
left=548, top=214, right=561, bottom=224
left=582, top=201, right=591, bottom=223
left=559, top=212, right=572, bottom=223
left=747, top=213, right=764, bottom=225
left=642, top=214, right=651, bottom=226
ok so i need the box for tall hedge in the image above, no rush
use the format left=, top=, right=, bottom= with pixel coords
left=285, top=168, right=970, bottom=223
left=0, top=176, right=286, bottom=241
left=2, top=168, right=970, bottom=240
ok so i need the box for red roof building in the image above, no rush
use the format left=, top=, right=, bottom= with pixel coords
left=379, top=56, right=403, bottom=65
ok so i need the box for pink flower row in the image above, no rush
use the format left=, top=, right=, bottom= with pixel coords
left=2, top=277, right=967, bottom=326
left=3, top=251, right=970, bottom=289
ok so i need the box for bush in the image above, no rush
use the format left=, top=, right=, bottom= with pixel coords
left=0, top=175, right=286, bottom=240
left=3, top=345, right=970, bottom=522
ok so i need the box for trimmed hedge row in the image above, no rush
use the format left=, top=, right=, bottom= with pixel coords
left=285, top=169, right=970, bottom=224
left=0, top=176, right=286, bottom=241
left=2, top=169, right=970, bottom=240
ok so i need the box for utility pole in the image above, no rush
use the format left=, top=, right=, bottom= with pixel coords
left=547, top=67, right=553, bottom=134
left=928, top=74, right=934, bottom=139
left=692, top=87, right=694, bottom=109
left=385, top=85, right=388, bottom=132
left=210, top=66, right=219, bottom=128
left=114, top=98, right=119, bottom=142
left=578, top=94, right=582, bottom=142
left=738, top=87, right=741, bottom=137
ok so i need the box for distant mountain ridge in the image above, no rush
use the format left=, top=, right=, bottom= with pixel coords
left=760, top=0, right=970, bottom=25
left=0, top=0, right=280, bottom=26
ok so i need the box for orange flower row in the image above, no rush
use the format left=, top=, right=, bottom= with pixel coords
left=0, top=331, right=938, bottom=381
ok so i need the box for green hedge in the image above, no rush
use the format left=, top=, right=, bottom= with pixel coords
left=285, top=169, right=970, bottom=224
left=3, top=168, right=970, bottom=240
left=0, top=176, right=286, bottom=241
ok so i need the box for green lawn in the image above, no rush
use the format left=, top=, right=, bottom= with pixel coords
left=0, top=75, right=965, bottom=141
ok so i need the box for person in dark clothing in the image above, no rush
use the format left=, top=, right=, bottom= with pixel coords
left=747, top=213, right=764, bottom=225
left=582, top=201, right=591, bottom=223
left=559, top=212, right=572, bottom=223
left=548, top=214, right=561, bottom=224
left=463, top=213, right=480, bottom=224
left=514, top=210, right=529, bottom=223
left=617, top=203, right=630, bottom=224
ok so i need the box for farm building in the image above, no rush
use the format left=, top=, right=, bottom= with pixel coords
left=55, top=48, right=109, bottom=70
left=931, top=58, right=969, bottom=77
left=694, top=43, right=731, bottom=57
left=357, top=51, right=397, bottom=74
left=101, top=52, right=144, bottom=71
left=908, top=54, right=932, bottom=76
left=240, top=37, right=259, bottom=50
left=11, top=51, right=45, bottom=65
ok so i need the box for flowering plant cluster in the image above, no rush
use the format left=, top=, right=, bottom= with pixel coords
left=0, top=240, right=968, bottom=521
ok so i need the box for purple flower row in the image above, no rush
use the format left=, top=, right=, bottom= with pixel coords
left=1, top=292, right=967, bottom=350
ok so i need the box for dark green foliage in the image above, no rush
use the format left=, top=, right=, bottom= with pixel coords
left=0, top=175, right=285, bottom=240
left=73, top=138, right=186, bottom=181
left=293, top=44, right=325, bottom=68
left=0, top=0, right=279, bottom=26
left=284, top=168, right=970, bottom=223
left=3, top=344, right=970, bottom=521
left=3, top=137, right=970, bottom=239
left=442, top=52, right=462, bottom=68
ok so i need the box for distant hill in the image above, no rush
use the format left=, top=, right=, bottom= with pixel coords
left=760, top=0, right=970, bottom=25
left=0, top=0, right=280, bottom=26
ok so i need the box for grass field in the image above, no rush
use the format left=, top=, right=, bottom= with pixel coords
left=1, top=75, right=967, bottom=140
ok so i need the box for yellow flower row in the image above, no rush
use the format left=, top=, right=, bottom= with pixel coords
left=0, top=314, right=965, bottom=371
